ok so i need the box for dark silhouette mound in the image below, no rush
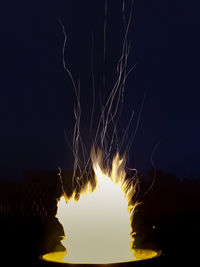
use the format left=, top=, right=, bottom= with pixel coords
left=0, top=169, right=199, bottom=266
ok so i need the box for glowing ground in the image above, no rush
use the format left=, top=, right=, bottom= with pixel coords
left=42, top=249, right=161, bottom=264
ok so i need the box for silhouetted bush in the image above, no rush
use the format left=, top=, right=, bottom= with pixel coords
left=0, top=169, right=199, bottom=265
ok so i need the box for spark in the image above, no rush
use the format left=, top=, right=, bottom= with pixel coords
left=42, top=1, right=162, bottom=264
left=59, top=0, right=140, bottom=186
left=59, top=0, right=146, bottom=211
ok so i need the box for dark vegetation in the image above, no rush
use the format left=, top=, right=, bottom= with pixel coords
left=0, top=170, right=199, bottom=266
left=133, top=171, right=200, bottom=263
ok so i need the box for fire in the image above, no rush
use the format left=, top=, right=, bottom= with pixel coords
left=56, top=150, right=137, bottom=264
left=40, top=2, right=162, bottom=263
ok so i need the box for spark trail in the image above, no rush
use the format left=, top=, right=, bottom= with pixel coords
left=41, top=1, right=162, bottom=264
left=60, top=0, right=142, bottom=203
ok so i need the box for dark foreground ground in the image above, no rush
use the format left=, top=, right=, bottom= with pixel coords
left=0, top=170, right=199, bottom=267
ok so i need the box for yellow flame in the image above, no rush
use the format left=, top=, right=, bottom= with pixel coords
left=56, top=151, right=137, bottom=264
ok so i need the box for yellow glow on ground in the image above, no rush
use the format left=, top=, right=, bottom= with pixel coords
left=42, top=249, right=160, bottom=264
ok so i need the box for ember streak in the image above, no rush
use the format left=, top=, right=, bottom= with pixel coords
left=42, top=1, right=160, bottom=264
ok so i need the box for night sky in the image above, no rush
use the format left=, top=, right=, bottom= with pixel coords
left=0, top=0, right=199, bottom=180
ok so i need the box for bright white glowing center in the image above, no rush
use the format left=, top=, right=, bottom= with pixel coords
left=56, top=152, right=136, bottom=264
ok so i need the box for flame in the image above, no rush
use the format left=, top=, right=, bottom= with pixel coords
left=56, top=150, right=138, bottom=264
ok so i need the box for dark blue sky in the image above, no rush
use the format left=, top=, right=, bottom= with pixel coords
left=0, top=0, right=199, bottom=179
